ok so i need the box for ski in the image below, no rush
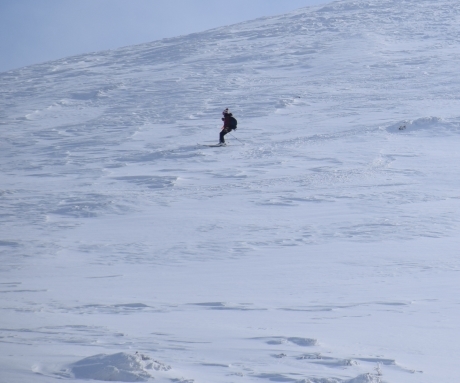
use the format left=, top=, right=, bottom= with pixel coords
left=198, top=143, right=227, bottom=147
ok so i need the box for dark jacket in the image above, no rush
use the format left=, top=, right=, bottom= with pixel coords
left=222, top=114, right=234, bottom=130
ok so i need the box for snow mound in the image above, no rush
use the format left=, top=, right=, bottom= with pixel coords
left=67, top=352, right=170, bottom=382
left=301, top=373, right=379, bottom=383
left=385, top=116, right=447, bottom=133
left=345, top=373, right=381, bottom=383
left=264, top=336, right=318, bottom=346
left=288, top=337, right=318, bottom=346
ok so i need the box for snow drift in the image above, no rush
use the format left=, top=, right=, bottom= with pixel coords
left=64, top=352, right=170, bottom=382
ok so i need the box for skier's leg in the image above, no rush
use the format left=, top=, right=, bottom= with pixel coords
left=220, top=129, right=228, bottom=143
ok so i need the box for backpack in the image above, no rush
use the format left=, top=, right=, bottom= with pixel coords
left=229, top=116, right=237, bottom=130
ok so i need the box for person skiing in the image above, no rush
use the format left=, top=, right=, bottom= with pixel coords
left=219, top=108, right=237, bottom=146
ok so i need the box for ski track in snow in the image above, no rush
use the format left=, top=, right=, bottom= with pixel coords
left=1, top=0, right=460, bottom=382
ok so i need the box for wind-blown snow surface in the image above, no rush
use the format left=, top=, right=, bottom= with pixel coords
left=1, top=0, right=460, bottom=382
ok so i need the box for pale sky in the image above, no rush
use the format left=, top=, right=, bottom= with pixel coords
left=0, top=0, right=329, bottom=73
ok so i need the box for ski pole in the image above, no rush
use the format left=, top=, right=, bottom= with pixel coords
left=229, top=132, right=244, bottom=144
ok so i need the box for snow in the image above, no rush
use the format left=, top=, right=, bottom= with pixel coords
left=62, top=352, right=170, bottom=381
left=1, top=0, right=460, bottom=382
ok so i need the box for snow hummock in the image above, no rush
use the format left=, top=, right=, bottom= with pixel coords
left=62, top=352, right=170, bottom=382
left=346, top=374, right=381, bottom=383
left=1, top=0, right=460, bottom=382
left=384, top=116, right=454, bottom=133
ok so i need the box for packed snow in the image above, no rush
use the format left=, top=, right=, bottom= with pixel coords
left=1, top=0, right=460, bottom=382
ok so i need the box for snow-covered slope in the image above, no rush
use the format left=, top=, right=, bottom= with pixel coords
left=1, top=1, right=460, bottom=382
